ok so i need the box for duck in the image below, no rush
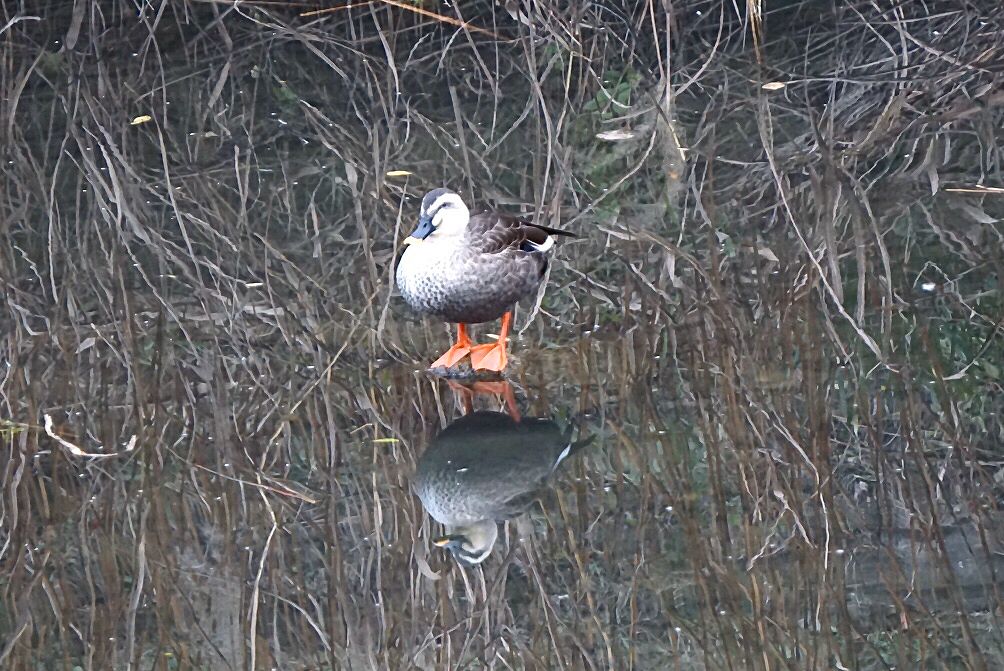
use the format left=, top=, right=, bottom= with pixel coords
left=395, top=188, right=573, bottom=372
left=413, top=409, right=592, bottom=565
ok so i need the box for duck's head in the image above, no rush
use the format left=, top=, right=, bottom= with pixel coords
left=432, top=519, right=498, bottom=565
left=405, top=189, right=470, bottom=244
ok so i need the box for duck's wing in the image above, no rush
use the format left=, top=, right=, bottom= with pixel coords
left=466, top=213, right=575, bottom=255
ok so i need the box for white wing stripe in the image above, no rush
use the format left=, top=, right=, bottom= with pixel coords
left=526, top=236, right=555, bottom=252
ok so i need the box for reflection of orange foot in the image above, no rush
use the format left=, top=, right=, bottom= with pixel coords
left=487, top=381, right=521, bottom=422
left=469, top=311, right=512, bottom=372
left=446, top=378, right=521, bottom=422
left=429, top=324, right=472, bottom=369
left=467, top=380, right=510, bottom=395
left=446, top=379, right=476, bottom=414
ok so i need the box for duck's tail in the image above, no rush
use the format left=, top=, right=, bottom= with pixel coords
left=553, top=431, right=596, bottom=470
left=521, top=221, right=575, bottom=253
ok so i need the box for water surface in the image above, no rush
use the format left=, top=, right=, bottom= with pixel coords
left=2, top=1, right=1002, bottom=669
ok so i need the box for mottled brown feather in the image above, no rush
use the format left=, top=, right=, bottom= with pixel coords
left=466, top=213, right=574, bottom=254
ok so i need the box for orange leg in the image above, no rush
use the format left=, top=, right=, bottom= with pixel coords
left=429, top=324, right=472, bottom=369
left=469, top=312, right=512, bottom=372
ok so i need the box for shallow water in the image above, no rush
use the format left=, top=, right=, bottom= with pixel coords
left=2, top=1, right=1003, bottom=670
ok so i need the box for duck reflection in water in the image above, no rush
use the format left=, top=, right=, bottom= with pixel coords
left=413, top=380, right=591, bottom=566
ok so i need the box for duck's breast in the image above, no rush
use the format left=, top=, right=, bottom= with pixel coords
left=397, top=244, right=545, bottom=323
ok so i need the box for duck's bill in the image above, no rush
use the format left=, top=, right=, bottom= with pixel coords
left=432, top=535, right=460, bottom=547
left=403, top=236, right=422, bottom=245
left=404, top=215, right=435, bottom=242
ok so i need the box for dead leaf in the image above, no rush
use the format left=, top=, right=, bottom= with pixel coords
left=63, top=0, right=85, bottom=51
left=130, top=115, right=152, bottom=125
left=945, top=186, right=1004, bottom=194
left=958, top=203, right=998, bottom=224
left=757, top=247, right=779, bottom=262
left=595, top=129, right=636, bottom=141
left=75, top=337, right=96, bottom=354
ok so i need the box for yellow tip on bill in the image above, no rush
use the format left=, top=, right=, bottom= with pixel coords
left=403, top=236, right=422, bottom=246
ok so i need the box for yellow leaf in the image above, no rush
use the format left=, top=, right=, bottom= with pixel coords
left=761, top=82, right=786, bottom=91
left=130, top=115, right=153, bottom=125
left=385, top=170, right=413, bottom=177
